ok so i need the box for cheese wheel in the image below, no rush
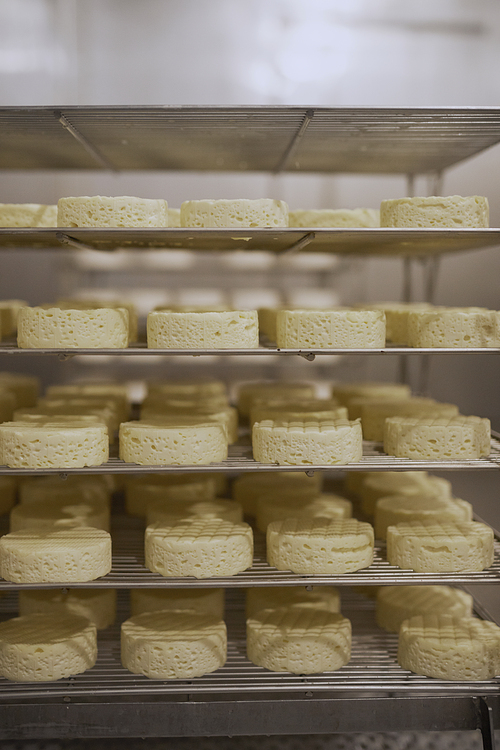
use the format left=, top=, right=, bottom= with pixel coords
left=252, top=417, right=363, bottom=465
left=374, top=495, right=472, bottom=540
left=289, top=208, right=379, bottom=228
left=58, top=195, right=168, bottom=227
left=247, top=607, right=351, bottom=674
left=0, top=204, right=57, bottom=228
left=276, top=309, right=386, bottom=349
left=19, top=588, right=116, bottom=630
left=332, top=381, right=411, bottom=408
left=10, top=497, right=111, bottom=532
left=145, top=518, right=253, bottom=578
left=46, top=384, right=130, bottom=423
left=17, top=306, right=129, bottom=349
left=267, top=517, right=374, bottom=575
left=146, top=498, right=243, bottom=527
left=237, top=382, right=316, bottom=418
left=0, top=527, right=112, bottom=583
left=119, top=418, right=228, bottom=466
left=141, top=404, right=238, bottom=444
left=181, top=199, right=288, bottom=228
left=407, top=307, right=500, bottom=348
left=232, top=470, right=322, bottom=517
left=125, top=473, right=217, bottom=517
left=121, top=610, right=227, bottom=679
left=130, top=588, right=224, bottom=618
left=360, top=397, right=459, bottom=442
left=0, top=476, right=16, bottom=516
left=376, top=585, right=473, bottom=633
left=384, top=415, right=491, bottom=460
left=256, top=492, right=352, bottom=533
left=358, top=472, right=452, bottom=516
left=246, top=586, right=340, bottom=618
left=0, top=612, right=97, bottom=682
left=356, top=302, right=434, bottom=345
left=380, top=195, right=489, bottom=228
left=250, top=399, right=347, bottom=428
left=147, top=309, right=259, bottom=349
left=386, top=520, right=494, bottom=572
left=0, top=372, right=39, bottom=408
left=398, top=614, right=500, bottom=680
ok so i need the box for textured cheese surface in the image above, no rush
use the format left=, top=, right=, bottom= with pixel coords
left=55, top=297, right=137, bottom=343
left=238, top=382, right=316, bottom=417
left=0, top=203, right=57, bottom=228
left=247, top=607, right=351, bottom=674
left=147, top=498, right=243, bottom=526
left=332, top=381, right=411, bottom=408
left=17, top=306, right=129, bottom=349
left=359, top=472, right=452, bottom=516
left=141, top=404, right=238, bottom=444
left=289, top=208, right=379, bottom=228
left=19, top=588, right=116, bottom=630
left=252, top=417, right=363, bottom=466
left=167, top=207, right=181, bottom=227
left=360, top=397, right=459, bottom=441
left=0, top=527, right=112, bottom=583
left=145, top=518, right=254, bottom=578
left=374, top=495, right=472, bottom=540
left=380, top=195, right=489, bottom=228
left=10, top=497, right=111, bottom=532
left=125, top=474, right=217, bottom=517
left=37, top=395, right=119, bottom=432
left=250, top=399, right=347, bottom=427
left=130, top=588, right=224, bottom=618
left=0, top=420, right=109, bottom=469
left=386, top=520, right=494, bottom=572
left=256, top=492, right=352, bottom=533
left=267, top=517, right=374, bottom=574
left=276, top=309, right=386, bottom=348
left=0, top=372, right=39, bottom=408
left=58, top=195, right=168, bottom=228
left=376, top=585, right=474, bottom=633
left=0, top=389, right=15, bottom=423
left=121, top=610, right=227, bottom=679
left=147, top=309, right=259, bottom=349
left=246, top=586, right=340, bottom=618
left=358, top=302, right=434, bottom=345
left=383, top=415, right=491, bottom=460
left=232, top=470, right=322, bottom=516
left=0, top=476, right=16, bottom=516
left=119, top=418, right=228, bottom=466
left=398, top=614, right=500, bottom=680
left=181, top=199, right=288, bottom=228
left=0, top=612, right=97, bottom=682
left=407, top=307, right=500, bottom=348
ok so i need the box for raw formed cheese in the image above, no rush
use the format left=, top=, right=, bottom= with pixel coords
left=17, top=306, right=129, bottom=348
left=276, top=309, right=386, bottom=348
left=252, top=417, right=363, bottom=465
left=398, top=614, right=500, bottom=681
left=289, top=208, right=379, bottom=228
left=384, top=415, right=491, bottom=460
left=0, top=203, right=57, bottom=228
left=376, top=585, right=473, bottom=633
left=0, top=372, right=39, bottom=408
left=332, top=381, right=411, bottom=408
left=0, top=389, right=15, bottom=422
left=145, top=518, right=254, bottom=578
left=357, top=302, right=434, bottom=345
left=0, top=476, right=16, bottom=516
left=0, top=612, right=97, bottom=682
left=55, top=297, right=137, bottom=343
left=374, top=495, right=472, bottom=540
left=121, top=610, right=227, bottom=679
left=10, top=497, right=111, bottom=532
left=46, top=384, right=130, bottom=423
left=19, top=588, right=116, bottom=630
left=246, top=586, right=340, bottom=618
left=147, top=309, right=259, bottom=349
left=237, top=382, right=316, bottom=418
left=167, top=207, right=181, bottom=227
left=14, top=411, right=109, bottom=439
left=360, top=397, right=459, bottom=441
left=119, top=418, right=228, bottom=466
left=386, top=520, right=494, bottom=572
left=125, top=473, right=217, bottom=517
left=146, top=498, right=243, bottom=526
left=130, top=588, right=224, bottom=618
left=0, top=300, right=28, bottom=338
left=407, top=307, right=500, bottom=348
left=358, top=472, right=452, bottom=516
left=0, top=419, right=108, bottom=469
left=37, top=395, right=120, bottom=432
left=267, top=517, right=374, bottom=575
left=0, top=527, right=112, bottom=582
left=58, top=195, right=168, bottom=227
left=141, top=404, right=238, bottom=444
left=256, top=492, right=352, bottom=533
left=181, top=199, right=288, bottom=228
left=250, top=399, right=347, bottom=427
left=380, top=195, right=489, bottom=228
left=232, top=470, right=322, bottom=517
left=247, top=606, right=351, bottom=674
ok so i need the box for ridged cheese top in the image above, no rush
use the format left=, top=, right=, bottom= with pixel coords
left=0, top=611, right=95, bottom=646
left=400, top=613, right=500, bottom=650
left=377, top=585, right=474, bottom=617
left=122, top=610, right=226, bottom=642
left=147, top=517, right=252, bottom=544
left=268, top=517, right=374, bottom=547
left=248, top=606, right=351, bottom=639
left=387, top=519, right=493, bottom=542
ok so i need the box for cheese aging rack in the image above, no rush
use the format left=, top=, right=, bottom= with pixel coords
left=0, top=106, right=500, bottom=744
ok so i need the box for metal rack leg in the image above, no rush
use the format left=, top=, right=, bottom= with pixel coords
left=476, top=697, right=496, bottom=750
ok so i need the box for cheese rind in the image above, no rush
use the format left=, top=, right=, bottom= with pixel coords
left=374, top=495, right=472, bottom=540
left=250, top=400, right=347, bottom=428
left=407, top=307, right=500, bottom=348
left=383, top=415, right=491, bottom=460
left=380, top=195, right=489, bottom=228
left=386, top=520, right=494, bottom=572
left=253, top=418, right=363, bottom=466
left=17, top=306, right=129, bottom=349
left=376, top=586, right=473, bottom=633
left=276, top=309, right=386, bottom=348
left=145, top=518, right=254, bottom=578
left=147, top=309, right=259, bottom=349
left=19, top=588, right=116, bottom=630
left=0, top=204, right=57, bottom=228
left=141, top=404, right=238, bottom=444
left=246, top=586, right=340, bottom=618
left=357, top=302, right=434, bottom=345
left=58, top=195, right=168, bottom=227
left=0, top=528, right=112, bottom=583
left=130, top=588, right=224, bottom=618
left=360, top=397, right=459, bottom=442
left=398, top=614, right=500, bottom=680
left=289, top=208, right=379, bottom=228
left=247, top=607, right=351, bottom=674
left=256, top=492, right=352, bottom=533
left=332, top=381, right=411, bottom=408
left=181, top=199, right=288, bottom=228
left=0, top=612, right=97, bottom=682
left=267, top=517, right=374, bottom=575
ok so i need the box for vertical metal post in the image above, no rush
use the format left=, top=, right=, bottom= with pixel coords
left=476, top=697, right=496, bottom=750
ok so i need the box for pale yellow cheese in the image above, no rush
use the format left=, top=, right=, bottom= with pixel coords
left=58, top=195, right=168, bottom=227
left=167, top=207, right=181, bottom=227
left=17, top=306, right=129, bottom=349
left=125, top=473, right=217, bottom=517
left=147, top=309, right=259, bottom=349
left=145, top=518, right=253, bottom=578
left=141, top=404, right=238, bottom=444
left=374, top=495, right=472, bottom=539
left=121, top=610, right=227, bottom=679
left=0, top=612, right=97, bottom=682
left=407, top=307, right=500, bottom=348
left=356, top=302, right=434, bottom=345
left=360, top=397, right=459, bottom=441
left=37, top=395, right=121, bottom=432
left=181, top=199, right=288, bottom=228
left=130, top=588, right=224, bottom=618
left=246, top=586, right=340, bottom=618
left=289, top=208, right=379, bottom=228
left=56, top=297, right=138, bottom=344
left=332, top=381, right=411, bottom=408
left=276, top=309, right=386, bottom=348
left=232, top=470, right=323, bottom=516
left=250, top=398, right=346, bottom=427
left=19, top=588, right=116, bottom=630
left=146, top=498, right=243, bottom=526
left=0, top=204, right=57, bottom=228
left=384, top=415, right=491, bottom=460
left=10, top=497, right=111, bottom=532
left=256, top=491, right=352, bottom=533
left=237, top=382, right=316, bottom=418
left=46, top=384, right=130, bottom=423
left=358, top=472, right=452, bottom=516
left=380, top=195, right=489, bottom=228
left=267, top=517, right=374, bottom=574
left=247, top=606, right=351, bottom=674
left=376, top=585, right=473, bottom=633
